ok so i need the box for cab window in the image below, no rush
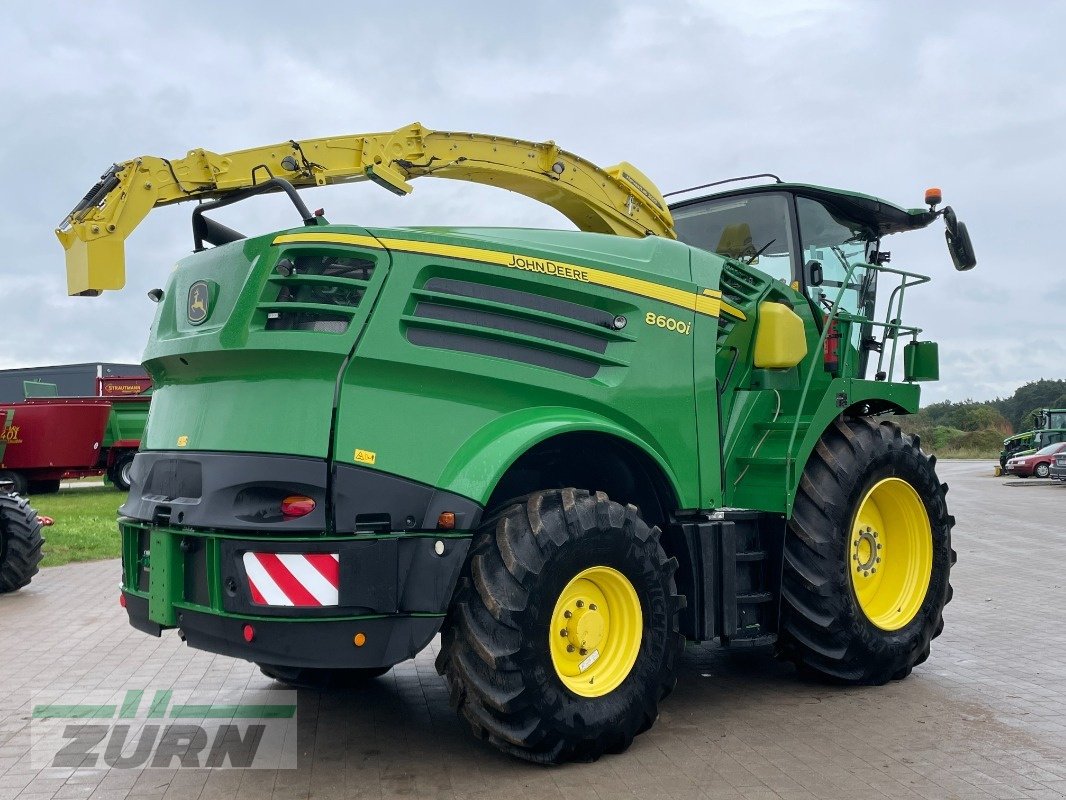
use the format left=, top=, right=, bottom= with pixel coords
left=796, top=196, right=875, bottom=315
left=673, top=193, right=795, bottom=284
left=796, top=196, right=881, bottom=378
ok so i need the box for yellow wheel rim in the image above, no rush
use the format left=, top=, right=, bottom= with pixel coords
left=549, top=566, right=642, bottom=698
left=850, top=477, right=933, bottom=631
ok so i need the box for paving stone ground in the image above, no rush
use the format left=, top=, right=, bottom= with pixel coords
left=1, top=461, right=1064, bottom=799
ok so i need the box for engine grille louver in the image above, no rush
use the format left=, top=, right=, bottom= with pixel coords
left=259, top=253, right=377, bottom=333
left=403, top=277, right=633, bottom=378
left=717, top=262, right=764, bottom=344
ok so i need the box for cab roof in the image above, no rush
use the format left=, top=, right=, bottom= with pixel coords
left=670, top=181, right=938, bottom=237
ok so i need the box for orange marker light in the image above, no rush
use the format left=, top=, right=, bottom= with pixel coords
left=924, top=187, right=942, bottom=207
left=353, top=632, right=367, bottom=647
left=281, top=495, right=316, bottom=518
left=437, top=512, right=456, bottom=530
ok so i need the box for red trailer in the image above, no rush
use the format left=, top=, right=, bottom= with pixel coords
left=0, top=388, right=150, bottom=494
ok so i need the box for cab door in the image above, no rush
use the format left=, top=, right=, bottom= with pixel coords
left=673, top=191, right=800, bottom=508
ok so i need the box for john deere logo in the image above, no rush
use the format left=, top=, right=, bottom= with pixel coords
left=188, top=281, right=210, bottom=325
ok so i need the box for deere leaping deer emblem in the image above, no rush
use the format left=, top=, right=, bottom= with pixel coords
left=187, top=281, right=209, bottom=325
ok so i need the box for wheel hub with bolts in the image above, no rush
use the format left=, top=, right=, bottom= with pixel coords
left=549, top=566, right=642, bottom=698
left=559, top=598, right=605, bottom=656
left=849, top=477, right=933, bottom=631
left=852, top=526, right=882, bottom=576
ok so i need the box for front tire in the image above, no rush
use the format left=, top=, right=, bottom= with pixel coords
left=0, top=492, right=45, bottom=593
left=436, top=489, right=683, bottom=764
left=780, top=417, right=954, bottom=684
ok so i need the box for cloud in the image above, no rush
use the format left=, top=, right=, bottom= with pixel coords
left=0, top=1, right=1063, bottom=402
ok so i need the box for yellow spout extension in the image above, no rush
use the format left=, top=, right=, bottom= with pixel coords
left=55, top=122, right=675, bottom=296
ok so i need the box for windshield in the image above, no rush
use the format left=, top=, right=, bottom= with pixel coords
left=1034, top=442, right=1066, bottom=456
left=673, top=193, right=795, bottom=284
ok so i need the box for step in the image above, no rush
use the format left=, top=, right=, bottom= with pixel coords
left=752, top=417, right=813, bottom=432
left=736, top=591, right=774, bottom=604
left=735, top=550, right=767, bottom=562
left=736, top=456, right=788, bottom=467
left=722, top=633, right=778, bottom=649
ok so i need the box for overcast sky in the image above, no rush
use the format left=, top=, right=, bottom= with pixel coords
left=1, top=1, right=1063, bottom=403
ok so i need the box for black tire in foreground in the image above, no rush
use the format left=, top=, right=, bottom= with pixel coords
left=1034, top=463, right=1051, bottom=479
left=109, top=452, right=137, bottom=492
left=780, top=417, right=954, bottom=685
left=0, top=492, right=45, bottom=593
left=436, top=488, right=683, bottom=764
left=257, top=664, right=391, bottom=689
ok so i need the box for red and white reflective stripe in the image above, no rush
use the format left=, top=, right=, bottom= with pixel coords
left=243, top=552, right=340, bottom=607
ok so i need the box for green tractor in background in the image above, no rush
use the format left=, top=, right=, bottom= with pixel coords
left=999, top=408, right=1066, bottom=468
left=56, top=124, right=976, bottom=763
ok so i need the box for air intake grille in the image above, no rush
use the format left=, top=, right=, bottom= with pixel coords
left=717, top=263, right=764, bottom=344
left=403, top=277, right=632, bottom=378
left=259, top=253, right=376, bottom=333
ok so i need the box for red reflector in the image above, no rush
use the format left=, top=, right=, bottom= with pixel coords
left=119, top=593, right=126, bottom=608
left=243, top=624, right=255, bottom=643
left=281, top=495, right=316, bottom=518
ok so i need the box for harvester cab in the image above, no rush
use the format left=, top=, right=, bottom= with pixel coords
left=57, top=124, right=975, bottom=764
left=672, top=178, right=975, bottom=386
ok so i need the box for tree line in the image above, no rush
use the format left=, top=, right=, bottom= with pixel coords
left=896, top=379, right=1066, bottom=457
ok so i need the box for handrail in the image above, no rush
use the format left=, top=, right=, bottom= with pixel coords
left=784, top=260, right=932, bottom=502
left=785, top=261, right=861, bottom=498
left=875, top=266, right=931, bottom=381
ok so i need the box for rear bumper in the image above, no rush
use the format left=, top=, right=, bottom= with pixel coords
left=123, top=592, right=444, bottom=669
left=1050, top=464, right=1066, bottom=481
left=120, top=522, right=471, bottom=669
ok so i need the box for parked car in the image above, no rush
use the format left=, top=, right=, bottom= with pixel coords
left=1051, top=450, right=1066, bottom=482
left=1004, top=442, right=1066, bottom=478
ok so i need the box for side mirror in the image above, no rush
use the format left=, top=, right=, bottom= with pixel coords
left=804, top=259, right=823, bottom=287
left=942, top=206, right=976, bottom=271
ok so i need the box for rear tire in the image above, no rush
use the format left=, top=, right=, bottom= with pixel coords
left=0, top=471, right=28, bottom=496
left=0, top=492, right=45, bottom=593
left=257, top=663, right=391, bottom=689
left=1034, top=463, right=1051, bottom=479
left=780, top=417, right=953, bottom=684
left=108, top=452, right=136, bottom=491
left=436, top=488, right=683, bottom=764
left=28, top=480, right=61, bottom=495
